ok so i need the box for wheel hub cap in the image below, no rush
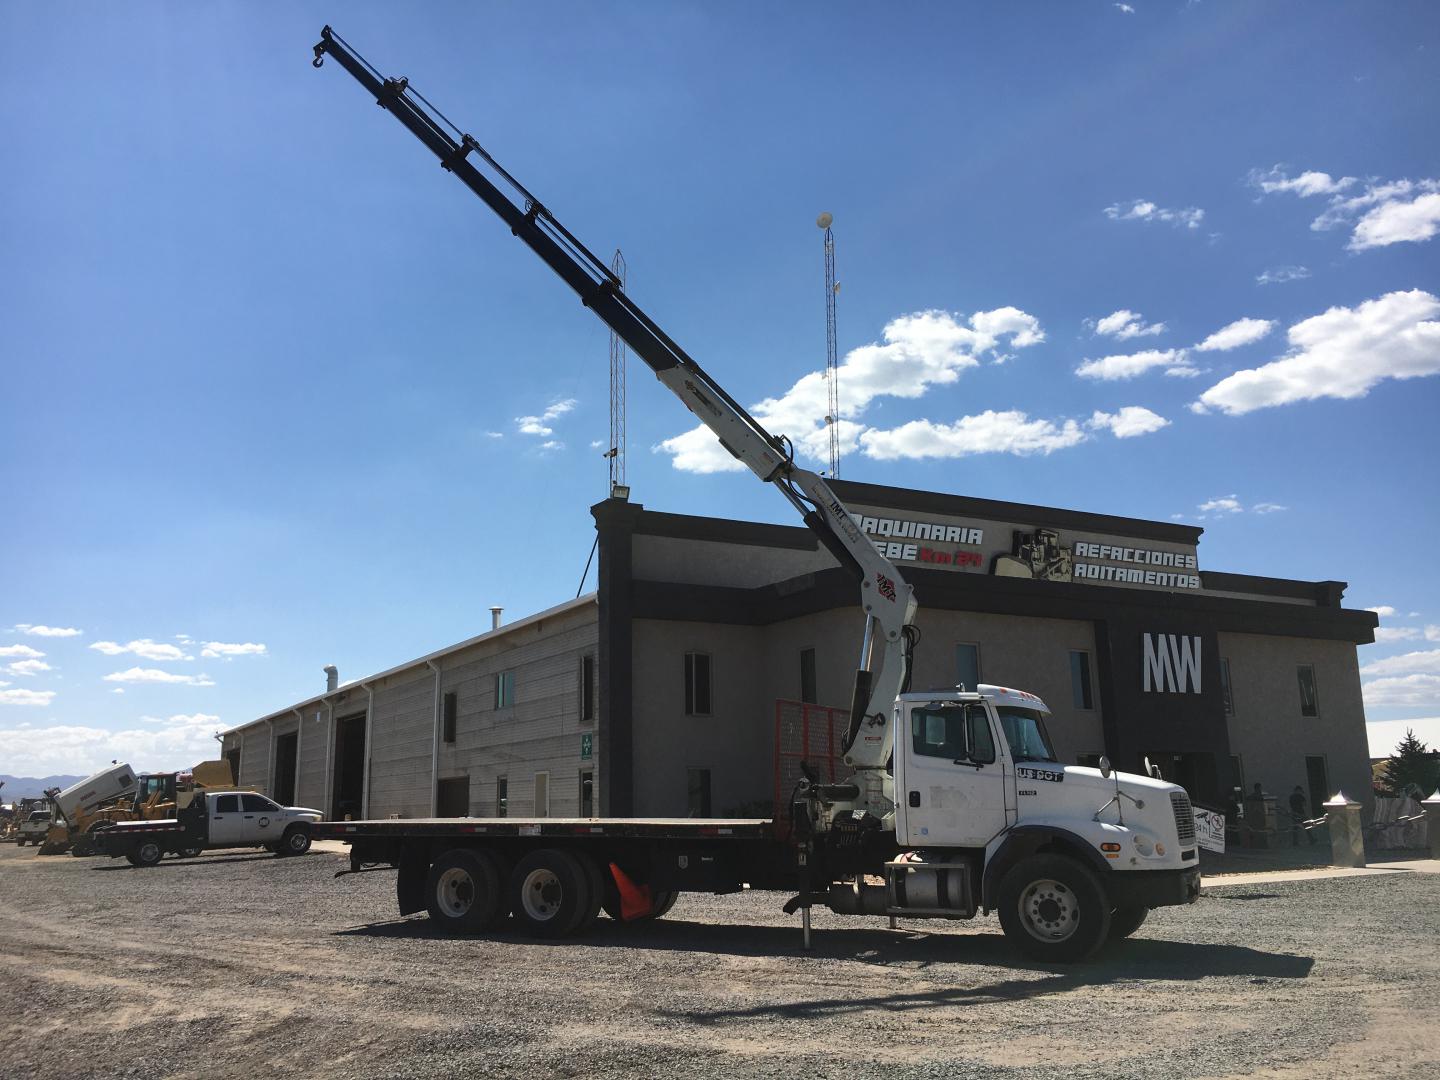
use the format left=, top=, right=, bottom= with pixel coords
left=437, top=868, right=475, bottom=917
left=521, top=868, right=563, bottom=921
left=1019, top=878, right=1078, bottom=943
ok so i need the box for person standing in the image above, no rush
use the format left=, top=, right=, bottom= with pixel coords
left=1289, top=785, right=1313, bottom=845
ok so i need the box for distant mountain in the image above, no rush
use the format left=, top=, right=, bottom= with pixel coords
left=0, top=774, right=85, bottom=801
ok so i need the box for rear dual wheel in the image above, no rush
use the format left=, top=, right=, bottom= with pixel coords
left=425, top=849, right=509, bottom=933
left=125, top=840, right=165, bottom=868
left=509, top=848, right=601, bottom=938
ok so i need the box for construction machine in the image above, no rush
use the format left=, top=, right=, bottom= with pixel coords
left=41, top=760, right=237, bottom=856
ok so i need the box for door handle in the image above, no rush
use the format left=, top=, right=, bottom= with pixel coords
left=908, top=791, right=920, bottom=807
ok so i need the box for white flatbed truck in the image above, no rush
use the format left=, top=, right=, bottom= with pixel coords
left=309, top=28, right=1201, bottom=961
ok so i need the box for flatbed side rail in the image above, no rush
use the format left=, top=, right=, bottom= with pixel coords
left=312, top=818, right=778, bottom=843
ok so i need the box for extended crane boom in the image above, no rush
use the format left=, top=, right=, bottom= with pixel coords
left=312, top=27, right=917, bottom=776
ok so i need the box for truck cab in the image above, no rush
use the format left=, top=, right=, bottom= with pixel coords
left=205, top=792, right=323, bottom=850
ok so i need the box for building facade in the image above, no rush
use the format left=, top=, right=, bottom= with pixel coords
left=223, top=481, right=1377, bottom=823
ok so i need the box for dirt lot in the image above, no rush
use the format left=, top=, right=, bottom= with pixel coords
left=1, top=842, right=1437, bottom=1079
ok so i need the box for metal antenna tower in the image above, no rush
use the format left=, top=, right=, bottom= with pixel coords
left=607, top=248, right=628, bottom=496
left=818, top=213, right=840, bottom=478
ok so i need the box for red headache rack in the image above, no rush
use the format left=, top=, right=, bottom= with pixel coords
left=773, top=699, right=847, bottom=840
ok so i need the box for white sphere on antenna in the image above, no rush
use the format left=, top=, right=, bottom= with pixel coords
left=816, top=212, right=833, bottom=229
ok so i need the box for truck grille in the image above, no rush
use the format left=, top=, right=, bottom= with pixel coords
left=1170, top=791, right=1196, bottom=846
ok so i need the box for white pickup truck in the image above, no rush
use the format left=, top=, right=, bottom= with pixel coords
left=18, top=809, right=52, bottom=846
left=96, top=791, right=324, bottom=867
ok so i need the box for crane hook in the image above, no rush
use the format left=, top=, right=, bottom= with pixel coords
left=312, top=54, right=325, bottom=68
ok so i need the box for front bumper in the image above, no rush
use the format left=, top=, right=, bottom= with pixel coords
left=1108, top=864, right=1202, bottom=910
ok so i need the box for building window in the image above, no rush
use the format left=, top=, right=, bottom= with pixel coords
left=684, top=652, right=712, bottom=716
left=495, top=776, right=508, bottom=818
left=1220, top=658, right=1234, bottom=716
left=800, top=648, right=817, bottom=705
left=687, top=767, right=712, bottom=817
left=495, top=670, right=516, bottom=710
left=579, top=770, right=594, bottom=817
left=534, top=772, right=550, bottom=817
left=442, top=691, right=458, bottom=744
left=580, top=654, right=595, bottom=723
left=956, top=643, right=980, bottom=692
left=1230, top=755, right=1245, bottom=799
left=1297, top=665, right=1319, bottom=717
left=1069, top=650, right=1094, bottom=710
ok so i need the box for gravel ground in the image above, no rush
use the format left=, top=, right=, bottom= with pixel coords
left=1, top=842, right=1436, bottom=1079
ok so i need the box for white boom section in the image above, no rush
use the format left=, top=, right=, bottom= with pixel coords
left=652, top=366, right=917, bottom=770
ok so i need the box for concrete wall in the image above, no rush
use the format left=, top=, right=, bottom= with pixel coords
left=295, top=705, right=329, bottom=811
left=1220, top=631, right=1373, bottom=813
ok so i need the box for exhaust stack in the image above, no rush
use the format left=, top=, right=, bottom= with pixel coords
left=490, top=606, right=503, bottom=631
left=324, top=665, right=338, bottom=693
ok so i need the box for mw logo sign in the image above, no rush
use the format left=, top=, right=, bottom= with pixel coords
left=1142, top=633, right=1202, bottom=694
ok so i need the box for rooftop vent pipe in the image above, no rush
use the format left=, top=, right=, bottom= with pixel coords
left=490, top=606, right=503, bottom=631
left=324, top=665, right=338, bottom=693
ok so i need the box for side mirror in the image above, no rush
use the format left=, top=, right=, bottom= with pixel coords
left=1099, top=756, right=1112, bottom=779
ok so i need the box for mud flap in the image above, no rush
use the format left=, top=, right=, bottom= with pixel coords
left=396, top=851, right=428, bottom=917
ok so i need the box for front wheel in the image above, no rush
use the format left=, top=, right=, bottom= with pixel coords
left=996, top=854, right=1111, bottom=962
left=1108, top=903, right=1149, bottom=941
left=280, top=827, right=312, bottom=856
left=131, top=840, right=165, bottom=868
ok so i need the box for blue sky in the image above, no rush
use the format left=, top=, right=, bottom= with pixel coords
left=2, top=2, right=1438, bottom=776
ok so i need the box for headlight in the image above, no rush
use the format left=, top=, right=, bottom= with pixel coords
left=1133, top=834, right=1154, bottom=856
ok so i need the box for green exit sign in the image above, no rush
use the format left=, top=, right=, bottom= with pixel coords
left=580, top=732, right=593, bottom=760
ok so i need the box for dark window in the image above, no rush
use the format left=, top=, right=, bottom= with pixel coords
left=1230, top=755, right=1245, bottom=797
left=215, top=794, right=239, bottom=814
left=443, top=691, right=458, bottom=744
left=687, top=767, right=712, bottom=816
left=241, top=793, right=277, bottom=812
left=436, top=776, right=468, bottom=817
left=911, top=705, right=993, bottom=763
left=534, top=772, right=549, bottom=817
left=495, top=776, right=508, bottom=818
left=579, top=770, right=594, bottom=817
left=495, top=671, right=516, bottom=709
left=580, top=655, right=595, bottom=722
left=1077, top=752, right=1104, bottom=768
left=800, top=648, right=817, bottom=705
left=1297, top=665, right=1319, bottom=717
left=1070, top=650, right=1094, bottom=710
left=684, top=652, right=712, bottom=716
left=1220, top=657, right=1234, bottom=716
left=955, top=643, right=980, bottom=692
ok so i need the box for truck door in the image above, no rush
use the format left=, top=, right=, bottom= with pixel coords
left=896, top=702, right=1010, bottom=848
left=241, top=793, right=281, bottom=845
left=209, top=794, right=243, bottom=844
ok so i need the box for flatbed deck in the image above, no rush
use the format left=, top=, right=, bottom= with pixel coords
left=314, top=817, right=778, bottom=842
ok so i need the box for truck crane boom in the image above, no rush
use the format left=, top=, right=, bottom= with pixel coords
left=312, top=26, right=917, bottom=774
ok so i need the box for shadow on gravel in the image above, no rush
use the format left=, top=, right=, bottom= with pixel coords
left=337, top=917, right=1312, bottom=990
left=91, top=853, right=293, bottom=871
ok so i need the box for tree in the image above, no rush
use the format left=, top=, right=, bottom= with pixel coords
left=1379, top=729, right=1440, bottom=799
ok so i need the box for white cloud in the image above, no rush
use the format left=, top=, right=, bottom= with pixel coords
left=5, top=659, right=52, bottom=677
left=485, top=431, right=504, bottom=440
left=539, top=440, right=564, bottom=451
left=1086, top=407, right=1170, bottom=438
left=1302, top=176, right=1440, bottom=251
left=1256, top=266, right=1311, bottom=286
left=0, top=713, right=223, bottom=775
left=859, top=410, right=1086, bottom=461
left=1360, top=649, right=1440, bottom=678
left=89, top=639, right=191, bottom=662
left=0, top=688, right=56, bottom=707
left=1104, top=199, right=1205, bottom=230
left=589, top=439, right=605, bottom=450
left=111, top=687, right=125, bottom=695
left=1193, top=290, right=1440, bottom=416
left=1251, top=502, right=1287, bottom=514
left=1194, top=317, right=1275, bottom=352
left=1249, top=166, right=1356, bottom=198
left=102, top=667, right=215, bottom=687
left=199, top=642, right=267, bottom=659
left=1362, top=673, right=1440, bottom=708
left=1367, top=605, right=1398, bottom=617
left=1367, top=717, right=1440, bottom=758
left=1092, top=310, right=1167, bottom=340
left=1076, top=348, right=1195, bottom=380
left=1198, top=495, right=1243, bottom=515
left=0, top=644, right=45, bottom=659
left=1114, top=2, right=1135, bottom=11
left=14, top=625, right=83, bottom=638
left=1430, top=626, right=1440, bottom=642
left=1374, top=627, right=1422, bottom=644
left=516, top=398, right=578, bottom=437
left=656, top=307, right=1045, bottom=473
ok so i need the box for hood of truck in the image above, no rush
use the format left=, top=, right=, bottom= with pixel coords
left=1013, top=764, right=1194, bottom=861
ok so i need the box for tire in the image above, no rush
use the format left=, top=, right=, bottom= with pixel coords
left=996, top=854, right=1112, bottom=962
left=425, top=849, right=506, bottom=933
left=132, top=840, right=165, bottom=868
left=280, top=826, right=312, bottom=856
left=570, top=851, right=605, bottom=934
left=508, top=848, right=592, bottom=938
left=598, top=866, right=675, bottom=922
left=1108, top=903, right=1149, bottom=941
left=179, top=846, right=203, bottom=859
left=650, top=889, right=679, bottom=919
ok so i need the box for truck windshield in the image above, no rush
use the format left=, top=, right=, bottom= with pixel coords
left=996, top=707, right=1058, bottom=763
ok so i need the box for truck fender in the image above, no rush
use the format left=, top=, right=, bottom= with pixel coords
left=981, top=825, right=1110, bottom=913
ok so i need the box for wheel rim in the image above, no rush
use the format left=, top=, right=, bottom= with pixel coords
left=288, top=832, right=308, bottom=852
left=520, top=868, right=564, bottom=922
left=436, top=867, right=475, bottom=917
left=139, top=842, right=160, bottom=863
left=1018, top=878, right=1079, bottom=943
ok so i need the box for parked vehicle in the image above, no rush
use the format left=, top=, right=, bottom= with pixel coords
left=18, top=810, right=52, bottom=846
left=96, top=792, right=323, bottom=867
